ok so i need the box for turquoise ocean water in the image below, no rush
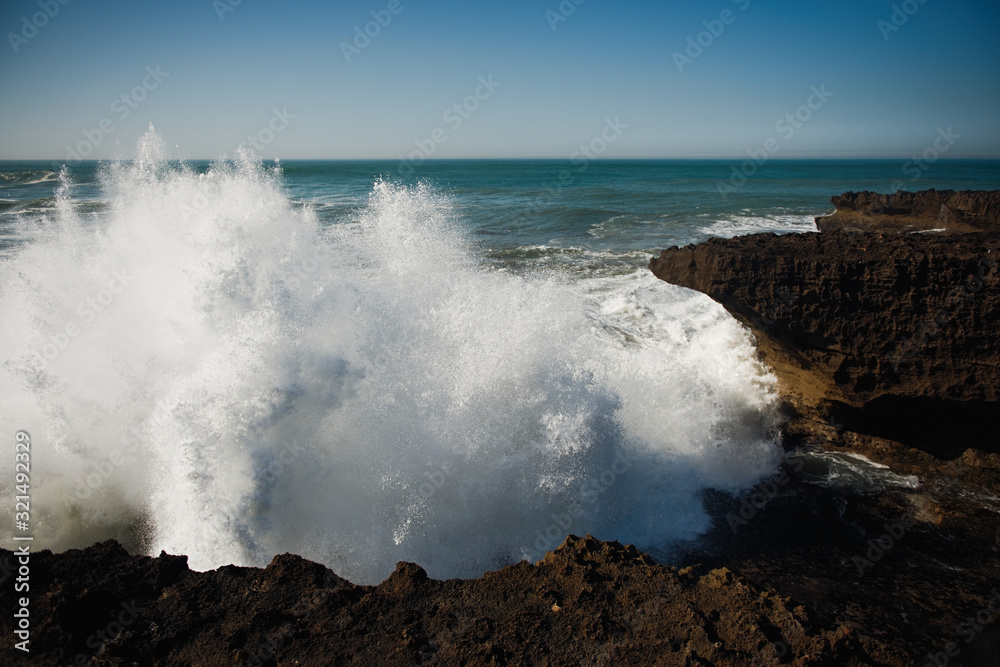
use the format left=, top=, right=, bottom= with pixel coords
left=5, top=157, right=999, bottom=265
left=1, top=140, right=997, bottom=583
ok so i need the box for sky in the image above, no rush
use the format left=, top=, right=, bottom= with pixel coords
left=1, top=0, right=998, bottom=161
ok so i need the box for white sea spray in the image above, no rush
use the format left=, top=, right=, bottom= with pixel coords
left=0, top=128, right=782, bottom=583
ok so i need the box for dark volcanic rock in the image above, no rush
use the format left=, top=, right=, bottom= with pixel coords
left=0, top=536, right=907, bottom=666
left=688, top=468, right=1000, bottom=667
left=643, top=189, right=1000, bottom=666
left=650, top=194, right=1000, bottom=469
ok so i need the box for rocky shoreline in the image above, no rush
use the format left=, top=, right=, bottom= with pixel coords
left=650, top=189, right=1000, bottom=482
left=4, top=190, right=1000, bottom=665
left=651, top=189, right=1000, bottom=665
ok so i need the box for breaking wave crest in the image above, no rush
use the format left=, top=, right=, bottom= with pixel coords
left=0, top=128, right=781, bottom=583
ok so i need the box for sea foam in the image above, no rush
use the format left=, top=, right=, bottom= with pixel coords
left=0, top=128, right=781, bottom=583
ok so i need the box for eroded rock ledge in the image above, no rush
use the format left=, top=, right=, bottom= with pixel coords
left=0, top=537, right=903, bottom=666
left=650, top=190, right=1000, bottom=480
left=818, top=189, right=1000, bottom=234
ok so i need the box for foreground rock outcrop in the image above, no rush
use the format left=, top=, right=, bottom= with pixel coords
left=5, top=476, right=1000, bottom=667
left=650, top=190, right=1000, bottom=474
left=1, top=536, right=905, bottom=666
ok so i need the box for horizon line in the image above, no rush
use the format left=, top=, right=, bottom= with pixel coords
left=3, top=156, right=1000, bottom=163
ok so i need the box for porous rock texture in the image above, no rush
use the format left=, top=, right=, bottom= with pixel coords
left=0, top=536, right=904, bottom=666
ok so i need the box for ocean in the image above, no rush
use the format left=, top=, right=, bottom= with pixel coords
left=2, top=129, right=998, bottom=584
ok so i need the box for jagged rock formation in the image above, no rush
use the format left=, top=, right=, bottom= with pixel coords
left=650, top=191, right=1000, bottom=467
left=6, top=468, right=1000, bottom=667
left=0, top=536, right=906, bottom=666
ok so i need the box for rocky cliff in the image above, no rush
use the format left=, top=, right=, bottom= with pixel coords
left=816, top=189, right=1000, bottom=233
left=650, top=191, right=1000, bottom=467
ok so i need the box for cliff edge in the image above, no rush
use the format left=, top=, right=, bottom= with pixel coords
left=817, top=189, right=1000, bottom=234
left=650, top=190, right=1000, bottom=477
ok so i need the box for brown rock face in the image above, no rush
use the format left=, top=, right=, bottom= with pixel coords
left=0, top=537, right=905, bottom=666
left=649, top=191, right=1000, bottom=464
left=817, top=189, right=1000, bottom=234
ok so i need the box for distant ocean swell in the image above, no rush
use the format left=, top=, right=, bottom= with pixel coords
left=0, top=129, right=783, bottom=584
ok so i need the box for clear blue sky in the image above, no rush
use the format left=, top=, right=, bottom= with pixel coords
left=1, top=0, right=998, bottom=160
